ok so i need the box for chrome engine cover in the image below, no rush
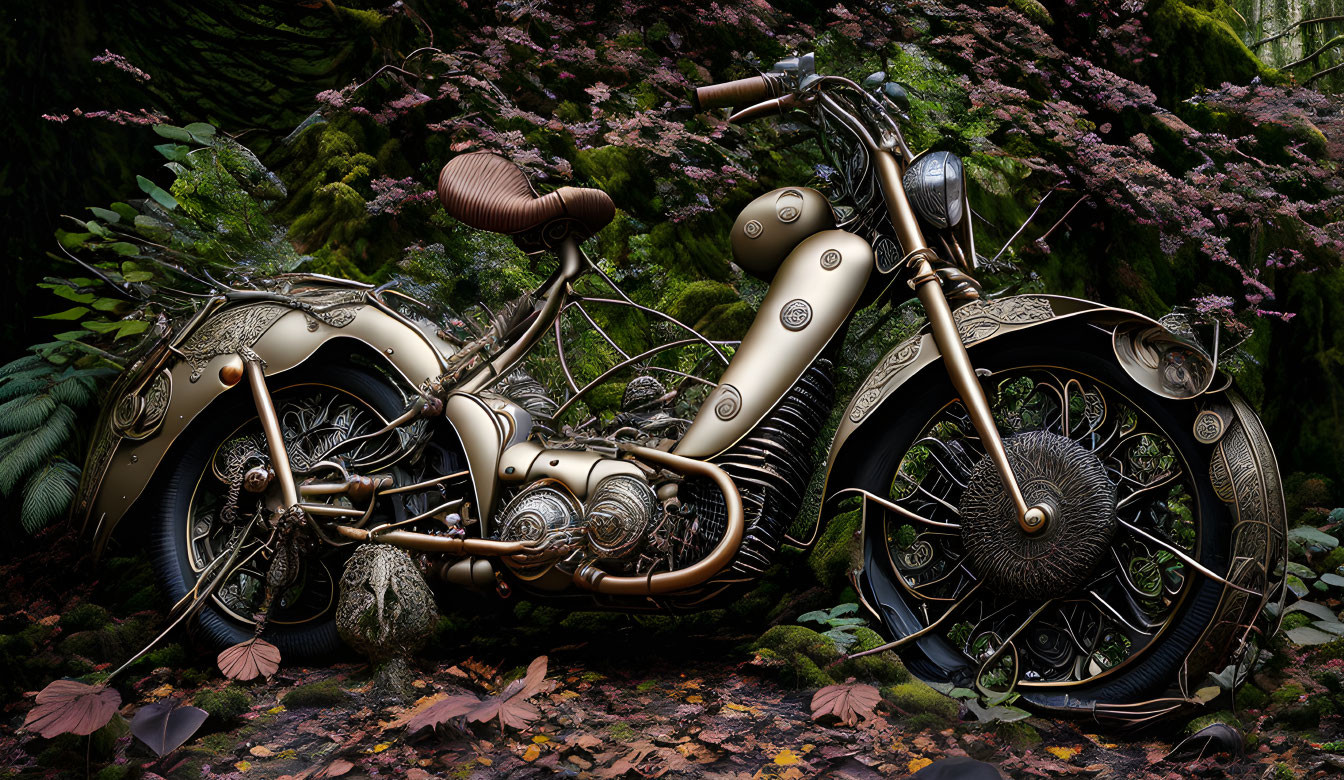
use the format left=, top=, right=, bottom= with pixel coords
left=585, top=475, right=657, bottom=560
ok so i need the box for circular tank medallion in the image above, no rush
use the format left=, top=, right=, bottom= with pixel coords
left=775, top=189, right=804, bottom=223
left=780, top=299, right=812, bottom=331
left=743, top=219, right=763, bottom=238
left=820, top=249, right=842, bottom=270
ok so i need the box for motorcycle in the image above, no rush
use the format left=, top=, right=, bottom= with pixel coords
left=74, top=53, right=1286, bottom=724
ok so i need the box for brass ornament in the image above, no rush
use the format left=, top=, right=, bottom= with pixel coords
left=743, top=219, right=763, bottom=238
left=1194, top=409, right=1225, bottom=444
left=820, top=248, right=842, bottom=269
left=775, top=189, right=804, bottom=222
left=780, top=299, right=813, bottom=331
left=712, top=384, right=742, bottom=420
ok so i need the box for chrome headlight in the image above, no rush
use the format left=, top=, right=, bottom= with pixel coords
left=902, top=151, right=964, bottom=229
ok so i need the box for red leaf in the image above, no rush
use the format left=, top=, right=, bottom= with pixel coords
left=217, top=638, right=280, bottom=681
left=810, top=681, right=881, bottom=727
left=131, top=699, right=209, bottom=757
left=320, top=759, right=354, bottom=778
left=24, top=680, right=121, bottom=738
left=406, top=694, right=480, bottom=734
left=519, top=654, right=549, bottom=697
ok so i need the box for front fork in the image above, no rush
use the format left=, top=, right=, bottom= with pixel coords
left=873, top=149, right=1050, bottom=535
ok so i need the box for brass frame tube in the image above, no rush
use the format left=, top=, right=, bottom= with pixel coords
left=573, top=445, right=745, bottom=596
left=332, top=524, right=532, bottom=555
left=870, top=147, right=1036, bottom=529
left=245, top=359, right=300, bottom=508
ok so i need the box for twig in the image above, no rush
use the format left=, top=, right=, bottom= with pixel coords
left=1283, top=34, right=1344, bottom=69
left=1305, top=59, right=1344, bottom=86
left=1035, top=195, right=1089, bottom=247
left=988, top=186, right=1057, bottom=264
left=1253, top=15, right=1344, bottom=47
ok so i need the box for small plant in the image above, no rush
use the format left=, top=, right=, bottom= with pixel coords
left=798, top=603, right=867, bottom=652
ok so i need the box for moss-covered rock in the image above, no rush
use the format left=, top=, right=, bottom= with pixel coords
left=283, top=678, right=350, bottom=708
left=882, top=680, right=959, bottom=721
left=1143, top=0, right=1281, bottom=105
left=808, top=508, right=861, bottom=591
left=1185, top=709, right=1242, bottom=735
left=1235, top=684, right=1270, bottom=711
left=61, top=603, right=111, bottom=632
left=996, top=720, right=1043, bottom=750
left=194, top=683, right=254, bottom=722
left=752, top=624, right=840, bottom=689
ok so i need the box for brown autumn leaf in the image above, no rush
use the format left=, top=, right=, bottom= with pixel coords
left=406, top=694, right=480, bottom=734
left=24, top=679, right=122, bottom=738
left=217, top=638, right=281, bottom=681
left=319, top=758, right=354, bottom=778
left=810, top=680, right=881, bottom=727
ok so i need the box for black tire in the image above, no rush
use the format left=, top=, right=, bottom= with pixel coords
left=848, top=324, right=1231, bottom=714
left=150, top=363, right=405, bottom=660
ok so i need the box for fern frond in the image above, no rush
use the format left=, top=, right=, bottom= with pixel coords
left=50, top=375, right=97, bottom=408
left=0, top=375, right=56, bottom=402
left=0, top=393, right=56, bottom=434
left=18, top=458, right=80, bottom=533
left=0, top=355, right=45, bottom=378
left=0, top=405, right=76, bottom=495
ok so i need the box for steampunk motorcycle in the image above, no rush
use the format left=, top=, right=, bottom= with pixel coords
left=75, top=54, right=1285, bottom=723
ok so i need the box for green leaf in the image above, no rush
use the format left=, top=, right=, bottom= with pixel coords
left=114, top=320, right=150, bottom=340
left=0, top=356, right=46, bottom=378
left=1288, top=561, right=1317, bottom=580
left=80, top=320, right=120, bottom=334
left=0, top=394, right=56, bottom=434
left=1323, top=573, right=1344, bottom=588
left=106, top=242, right=140, bottom=257
left=84, top=221, right=113, bottom=238
left=1289, top=526, right=1339, bottom=550
left=91, top=297, right=125, bottom=313
left=52, top=330, right=92, bottom=342
left=0, top=404, right=75, bottom=495
left=829, top=603, right=860, bottom=617
left=153, top=143, right=190, bottom=162
left=184, top=122, right=216, bottom=142
left=797, top=610, right=830, bottom=625
left=1286, top=625, right=1336, bottom=646
left=136, top=175, right=179, bottom=210
left=152, top=124, right=193, bottom=142
left=109, top=202, right=138, bottom=221
left=1285, top=600, right=1339, bottom=621
left=87, top=207, right=122, bottom=224
left=1287, top=575, right=1309, bottom=598
left=39, top=285, right=96, bottom=304
left=37, top=307, right=91, bottom=321
left=18, top=458, right=79, bottom=534
left=55, top=230, right=93, bottom=250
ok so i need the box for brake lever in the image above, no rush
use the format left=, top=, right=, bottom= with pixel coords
left=728, top=93, right=799, bottom=124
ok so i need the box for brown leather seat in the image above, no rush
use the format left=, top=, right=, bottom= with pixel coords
left=436, top=153, right=615, bottom=246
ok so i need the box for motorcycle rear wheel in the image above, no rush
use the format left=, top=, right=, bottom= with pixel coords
left=850, top=325, right=1236, bottom=717
left=150, top=363, right=406, bottom=659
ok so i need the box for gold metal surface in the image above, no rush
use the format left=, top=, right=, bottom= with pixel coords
left=571, top=445, right=744, bottom=596
left=674, top=229, right=874, bottom=459
left=86, top=299, right=450, bottom=556
left=218, top=355, right=244, bottom=386
left=245, top=360, right=299, bottom=509
left=442, top=392, right=506, bottom=523
left=730, top=187, right=836, bottom=279
left=333, top=524, right=531, bottom=555
left=1112, top=323, right=1216, bottom=400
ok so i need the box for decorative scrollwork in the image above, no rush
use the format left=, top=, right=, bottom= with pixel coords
left=820, top=249, right=842, bottom=270
left=780, top=299, right=812, bottom=331
left=142, top=370, right=171, bottom=428
left=953, top=296, right=1055, bottom=345
left=712, top=384, right=742, bottom=421
left=179, top=303, right=289, bottom=382
left=850, top=338, right=922, bottom=422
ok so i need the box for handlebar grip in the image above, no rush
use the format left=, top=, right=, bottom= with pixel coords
left=694, top=76, right=772, bottom=111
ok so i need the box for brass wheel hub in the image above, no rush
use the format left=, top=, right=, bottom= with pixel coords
left=959, top=431, right=1117, bottom=599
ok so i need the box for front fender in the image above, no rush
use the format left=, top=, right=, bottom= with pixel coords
left=77, top=290, right=453, bottom=557
left=825, top=294, right=1211, bottom=495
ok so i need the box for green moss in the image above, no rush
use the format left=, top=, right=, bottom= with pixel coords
left=996, top=720, right=1042, bottom=749
left=608, top=721, right=638, bottom=742
left=283, top=678, right=349, bottom=708
left=1185, top=709, right=1242, bottom=735
left=1143, top=1, right=1280, bottom=105
left=1282, top=612, right=1312, bottom=631
left=752, top=625, right=841, bottom=688
left=832, top=627, right=909, bottom=685
left=883, top=681, right=958, bottom=721
left=1007, top=0, right=1052, bottom=27
left=61, top=603, right=111, bottom=632
left=95, top=763, right=132, bottom=780
left=195, top=683, right=253, bottom=722
left=1235, top=684, right=1270, bottom=711
left=1270, top=682, right=1306, bottom=707
left=808, top=508, right=861, bottom=591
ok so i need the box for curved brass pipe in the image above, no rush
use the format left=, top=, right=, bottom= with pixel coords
left=572, top=445, right=745, bottom=596
left=332, top=524, right=532, bottom=555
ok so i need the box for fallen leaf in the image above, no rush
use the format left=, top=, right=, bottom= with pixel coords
left=320, top=759, right=353, bottom=778
left=235, top=760, right=251, bottom=772
left=522, top=743, right=541, bottom=762
left=1046, top=746, right=1080, bottom=761
left=406, top=694, right=478, bottom=734
left=131, top=699, right=209, bottom=757
left=23, top=679, right=122, bottom=738
left=217, top=638, right=281, bottom=681
left=810, top=681, right=881, bottom=727
left=908, top=757, right=933, bottom=773
left=250, top=746, right=274, bottom=757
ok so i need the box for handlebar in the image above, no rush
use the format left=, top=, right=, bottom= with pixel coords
left=693, top=75, right=780, bottom=111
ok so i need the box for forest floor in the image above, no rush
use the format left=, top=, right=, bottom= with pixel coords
left=3, top=528, right=1344, bottom=779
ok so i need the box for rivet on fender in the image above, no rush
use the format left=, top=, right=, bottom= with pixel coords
left=1194, top=409, right=1226, bottom=444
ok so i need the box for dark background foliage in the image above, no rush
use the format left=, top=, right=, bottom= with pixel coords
left=3, top=0, right=1343, bottom=521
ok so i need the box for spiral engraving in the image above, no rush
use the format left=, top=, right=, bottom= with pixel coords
left=820, top=249, right=842, bottom=270
left=743, top=219, right=763, bottom=238
left=713, top=384, right=742, bottom=420
left=780, top=299, right=812, bottom=331
left=775, top=189, right=804, bottom=223
left=1194, top=409, right=1225, bottom=444
left=585, top=475, right=657, bottom=559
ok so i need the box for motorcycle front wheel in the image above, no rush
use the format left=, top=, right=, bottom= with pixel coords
left=150, top=363, right=407, bottom=659
left=849, top=324, right=1239, bottom=718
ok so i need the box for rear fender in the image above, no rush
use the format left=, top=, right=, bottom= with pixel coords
left=78, top=293, right=453, bottom=556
